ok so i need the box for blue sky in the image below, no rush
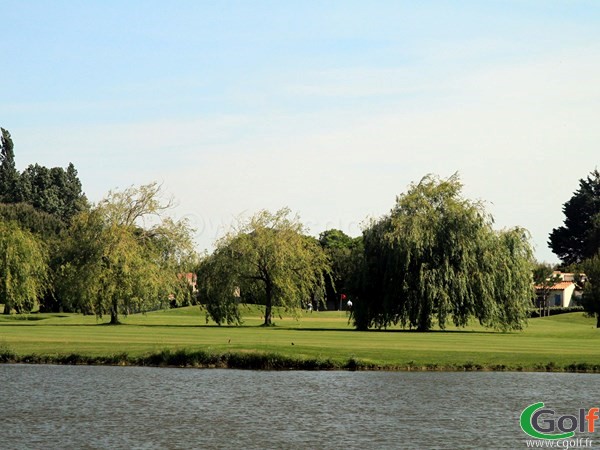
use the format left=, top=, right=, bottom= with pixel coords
left=2, top=1, right=599, bottom=262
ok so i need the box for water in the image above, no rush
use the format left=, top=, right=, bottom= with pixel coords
left=1, top=365, right=598, bottom=449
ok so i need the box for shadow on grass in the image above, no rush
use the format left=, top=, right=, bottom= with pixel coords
left=0, top=314, right=71, bottom=322
left=280, top=327, right=504, bottom=334
left=0, top=319, right=513, bottom=334
left=117, top=324, right=506, bottom=334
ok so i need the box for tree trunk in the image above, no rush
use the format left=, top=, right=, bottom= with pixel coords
left=110, top=297, right=120, bottom=325
left=417, top=300, right=431, bottom=331
left=263, top=282, right=272, bottom=326
left=2, top=283, right=10, bottom=314
left=596, top=314, right=600, bottom=329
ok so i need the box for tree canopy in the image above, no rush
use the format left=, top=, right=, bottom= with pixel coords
left=0, top=127, right=88, bottom=223
left=549, top=169, right=600, bottom=266
left=319, top=229, right=362, bottom=310
left=352, top=174, right=534, bottom=332
left=56, top=183, right=196, bottom=324
left=0, top=128, right=19, bottom=204
left=0, top=202, right=65, bottom=239
left=0, top=202, right=67, bottom=312
left=198, top=208, right=331, bottom=326
left=18, top=162, right=88, bottom=222
left=0, top=220, right=48, bottom=314
left=581, top=253, right=600, bottom=328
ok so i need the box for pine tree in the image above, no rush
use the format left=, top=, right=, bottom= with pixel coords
left=549, top=170, right=600, bottom=266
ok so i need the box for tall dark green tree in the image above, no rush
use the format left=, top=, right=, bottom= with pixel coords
left=0, top=202, right=64, bottom=239
left=0, top=127, right=89, bottom=313
left=549, top=170, right=600, bottom=266
left=582, top=253, right=600, bottom=328
left=19, top=163, right=88, bottom=223
left=0, top=128, right=20, bottom=203
left=319, top=229, right=361, bottom=310
left=0, top=127, right=88, bottom=223
left=353, top=174, right=534, bottom=332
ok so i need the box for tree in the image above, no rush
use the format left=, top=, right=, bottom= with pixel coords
left=0, top=128, right=89, bottom=313
left=318, top=229, right=361, bottom=310
left=582, top=253, right=600, bottom=328
left=198, top=208, right=331, bottom=326
left=0, top=220, right=48, bottom=314
left=0, top=128, right=20, bottom=203
left=353, top=174, right=534, bottom=331
left=18, top=163, right=88, bottom=223
left=0, top=128, right=88, bottom=222
left=0, top=202, right=67, bottom=312
left=56, top=183, right=196, bottom=324
left=549, top=169, right=600, bottom=266
left=0, top=202, right=65, bottom=239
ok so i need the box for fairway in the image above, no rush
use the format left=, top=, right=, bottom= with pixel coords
left=1, top=306, right=600, bottom=371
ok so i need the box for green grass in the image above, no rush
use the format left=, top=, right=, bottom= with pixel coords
left=1, top=305, right=600, bottom=371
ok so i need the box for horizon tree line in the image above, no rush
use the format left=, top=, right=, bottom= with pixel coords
left=1, top=126, right=600, bottom=329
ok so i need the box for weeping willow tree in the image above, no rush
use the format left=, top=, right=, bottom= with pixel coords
left=57, top=183, right=196, bottom=324
left=353, top=174, right=534, bottom=331
left=0, top=220, right=48, bottom=314
left=198, top=208, right=331, bottom=326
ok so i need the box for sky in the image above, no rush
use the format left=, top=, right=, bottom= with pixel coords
left=2, top=1, right=599, bottom=262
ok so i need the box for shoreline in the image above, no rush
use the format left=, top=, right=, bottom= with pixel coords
left=2, top=349, right=600, bottom=373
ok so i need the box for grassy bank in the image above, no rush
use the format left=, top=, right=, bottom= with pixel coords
left=1, top=306, right=599, bottom=371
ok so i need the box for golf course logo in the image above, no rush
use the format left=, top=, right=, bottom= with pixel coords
left=520, top=402, right=599, bottom=440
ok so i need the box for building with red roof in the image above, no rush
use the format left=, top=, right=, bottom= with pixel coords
left=535, top=272, right=583, bottom=307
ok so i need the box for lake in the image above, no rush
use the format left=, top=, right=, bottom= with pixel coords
left=1, top=365, right=597, bottom=449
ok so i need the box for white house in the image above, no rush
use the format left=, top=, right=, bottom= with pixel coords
left=537, top=281, right=577, bottom=307
left=536, top=271, right=584, bottom=308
